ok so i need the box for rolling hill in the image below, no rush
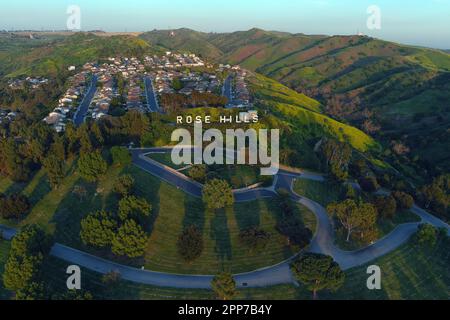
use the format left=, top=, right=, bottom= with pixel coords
left=0, top=33, right=161, bottom=78
left=139, top=28, right=450, bottom=178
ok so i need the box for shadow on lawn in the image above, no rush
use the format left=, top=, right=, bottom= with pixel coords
left=210, top=208, right=232, bottom=266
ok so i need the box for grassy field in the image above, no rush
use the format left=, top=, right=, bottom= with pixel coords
left=17, top=235, right=449, bottom=300
left=146, top=153, right=187, bottom=170
left=3, top=162, right=313, bottom=275
left=293, top=178, right=346, bottom=206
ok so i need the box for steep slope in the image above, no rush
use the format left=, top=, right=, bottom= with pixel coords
left=249, top=73, right=379, bottom=154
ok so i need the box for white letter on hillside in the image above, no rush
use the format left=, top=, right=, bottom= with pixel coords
left=66, top=265, right=81, bottom=290
left=366, top=265, right=382, bottom=290
left=259, top=129, right=280, bottom=176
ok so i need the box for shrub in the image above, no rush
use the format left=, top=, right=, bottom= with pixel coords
left=202, top=179, right=234, bottom=210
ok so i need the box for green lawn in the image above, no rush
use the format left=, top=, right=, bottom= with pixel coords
left=27, top=235, right=450, bottom=300
left=22, top=163, right=313, bottom=275
left=293, top=178, right=346, bottom=206
left=207, top=165, right=272, bottom=189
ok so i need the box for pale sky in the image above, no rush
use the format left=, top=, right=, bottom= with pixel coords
left=1, top=0, right=450, bottom=48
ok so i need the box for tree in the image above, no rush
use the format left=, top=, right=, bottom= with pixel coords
left=118, top=196, right=151, bottom=221
left=327, top=199, right=378, bottom=242
left=276, top=193, right=313, bottom=248
left=373, top=196, right=397, bottom=220
left=358, top=176, right=380, bottom=193
left=291, top=253, right=345, bottom=299
left=177, top=225, right=204, bottom=262
left=80, top=211, right=118, bottom=248
left=3, top=225, right=52, bottom=292
left=188, top=165, right=207, bottom=183
left=111, top=220, right=147, bottom=258
left=392, top=191, right=414, bottom=210
left=78, top=151, right=108, bottom=182
left=211, top=272, right=237, bottom=300
left=320, top=139, right=352, bottom=181
left=113, top=175, right=134, bottom=196
left=111, top=146, right=132, bottom=167
left=0, top=194, right=30, bottom=220
left=42, top=154, right=65, bottom=189
left=202, top=179, right=234, bottom=210
left=239, top=227, right=271, bottom=252
left=414, top=224, right=438, bottom=247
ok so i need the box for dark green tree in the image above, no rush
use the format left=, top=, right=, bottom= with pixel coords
left=177, top=225, right=204, bottom=262
left=78, top=151, right=108, bottom=182
left=80, top=211, right=118, bottom=248
left=111, top=220, right=147, bottom=258
left=290, top=253, right=345, bottom=299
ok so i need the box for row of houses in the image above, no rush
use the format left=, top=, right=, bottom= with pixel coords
left=43, top=72, right=89, bottom=132
left=8, top=77, right=49, bottom=90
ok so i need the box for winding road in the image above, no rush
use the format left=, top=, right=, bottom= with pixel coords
left=1, top=148, right=449, bottom=289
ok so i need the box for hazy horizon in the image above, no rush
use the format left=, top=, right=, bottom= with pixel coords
left=1, top=0, right=450, bottom=49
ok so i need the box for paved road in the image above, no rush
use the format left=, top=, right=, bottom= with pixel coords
left=144, top=76, right=160, bottom=113
left=1, top=147, right=449, bottom=289
left=222, top=75, right=233, bottom=107
left=73, top=75, right=98, bottom=126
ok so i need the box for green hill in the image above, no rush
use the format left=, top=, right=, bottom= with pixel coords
left=0, top=33, right=160, bottom=78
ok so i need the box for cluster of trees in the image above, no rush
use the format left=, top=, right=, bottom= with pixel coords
left=211, top=272, right=238, bottom=300
left=275, top=190, right=313, bottom=248
left=0, top=194, right=30, bottom=220
left=160, top=92, right=228, bottom=113
left=2, top=225, right=53, bottom=300
left=327, top=199, right=378, bottom=243
left=80, top=175, right=151, bottom=258
left=419, top=174, right=450, bottom=222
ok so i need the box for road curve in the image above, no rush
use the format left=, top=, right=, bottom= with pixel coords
left=1, top=148, right=449, bottom=289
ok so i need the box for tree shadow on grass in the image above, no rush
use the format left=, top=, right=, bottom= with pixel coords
left=182, top=196, right=205, bottom=232
left=233, top=200, right=261, bottom=232
left=210, top=208, right=232, bottom=265
left=27, top=173, right=51, bottom=207
left=51, top=179, right=101, bottom=247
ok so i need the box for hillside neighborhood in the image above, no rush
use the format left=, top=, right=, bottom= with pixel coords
left=41, top=52, right=252, bottom=131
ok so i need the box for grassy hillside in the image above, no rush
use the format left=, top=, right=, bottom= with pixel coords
left=138, top=28, right=450, bottom=179
left=139, top=28, right=223, bottom=59
left=0, top=33, right=160, bottom=78
left=250, top=73, right=379, bottom=153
